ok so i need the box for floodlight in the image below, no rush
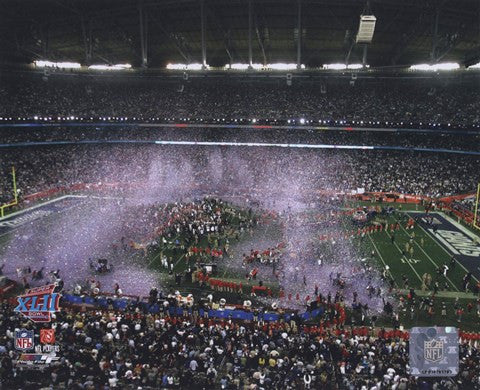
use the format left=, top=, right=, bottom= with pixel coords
left=409, top=62, right=459, bottom=71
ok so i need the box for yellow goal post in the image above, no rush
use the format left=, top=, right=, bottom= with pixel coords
left=474, top=183, right=480, bottom=230
left=0, top=166, right=18, bottom=218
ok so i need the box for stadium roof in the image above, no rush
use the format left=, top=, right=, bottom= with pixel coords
left=2, top=0, right=480, bottom=69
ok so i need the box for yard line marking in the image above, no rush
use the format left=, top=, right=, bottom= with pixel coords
left=393, top=215, right=459, bottom=291
left=148, top=234, right=185, bottom=271
left=340, top=215, right=396, bottom=285
left=174, top=253, right=186, bottom=268
left=384, top=230, right=423, bottom=284
left=367, top=233, right=395, bottom=284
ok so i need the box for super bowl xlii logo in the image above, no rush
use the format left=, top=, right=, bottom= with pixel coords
left=14, top=284, right=60, bottom=323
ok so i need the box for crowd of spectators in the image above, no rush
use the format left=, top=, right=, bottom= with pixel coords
left=1, top=72, right=480, bottom=128
left=1, top=298, right=480, bottom=389
left=1, top=143, right=478, bottom=205
left=1, top=74, right=479, bottom=203
left=0, top=298, right=480, bottom=389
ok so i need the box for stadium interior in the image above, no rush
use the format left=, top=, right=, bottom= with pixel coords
left=1, top=0, right=480, bottom=389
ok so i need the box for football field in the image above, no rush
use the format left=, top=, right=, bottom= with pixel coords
left=1, top=196, right=480, bottom=330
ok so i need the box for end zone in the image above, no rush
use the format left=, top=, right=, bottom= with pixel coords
left=411, top=212, right=480, bottom=280
left=0, top=195, right=86, bottom=237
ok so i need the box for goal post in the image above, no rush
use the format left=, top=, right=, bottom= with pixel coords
left=474, top=183, right=480, bottom=230
left=0, top=166, right=18, bottom=218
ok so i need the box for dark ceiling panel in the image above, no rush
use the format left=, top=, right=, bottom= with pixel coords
left=1, top=0, right=479, bottom=68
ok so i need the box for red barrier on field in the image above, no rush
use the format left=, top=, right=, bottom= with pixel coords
left=350, top=191, right=429, bottom=204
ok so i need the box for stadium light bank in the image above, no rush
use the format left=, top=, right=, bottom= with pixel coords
left=33, top=60, right=81, bottom=69
left=409, top=62, right=460, bottom=71
left=166, top=63, right=206, bottom=70
left=323, top=63, right=369, bottom=70
left=88, top=64, right=132, bottom=71
left=32, top=60, right=480, bottom=72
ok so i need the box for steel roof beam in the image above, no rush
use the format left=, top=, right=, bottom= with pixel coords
left=139, top=0, right=148, bottom=67
left=296, top=0, right=302, bottom=69
left=248, top=0, right=253, bottom=68
left=81, top=17, right=93, bottom=64
left=205, top=6, right=235, bottom=65
left=200, top=0, right=207, bottom=68
left=150, top=13, right=191, bottom=63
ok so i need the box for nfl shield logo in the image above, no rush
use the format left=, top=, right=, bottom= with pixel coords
left=15, top=329, right=34, bottom=351
left=424, top=339, right=444, bottom=363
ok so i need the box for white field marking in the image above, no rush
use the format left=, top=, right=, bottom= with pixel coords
left=429, top=230, right=460, bottom=255
left=415, top=211, right=478, bottom=282
left=383, top=229, right=423, bottom=283
left=76, top=195, right=124, bottom=201
left=401, top=258, right=421, bottom=265
left=340, top=213, right=395, bottom=283
left=148, top=250, right=184, bottom=269
left=147, top=233, right=185, bottom=270
left=367, top=232, right=396, bottom=283
left=414, top=214, right=479, bottom=284
left=148, top=244, right=166, bottom=267
left=393, top=215, right=459, bottom=291
left=174, top=253, right=186, bottom=269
